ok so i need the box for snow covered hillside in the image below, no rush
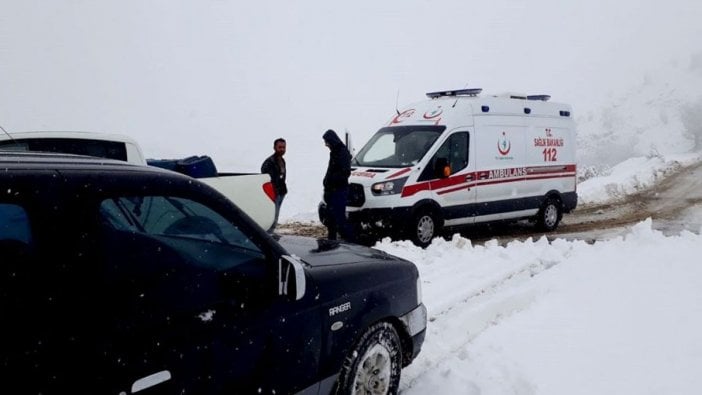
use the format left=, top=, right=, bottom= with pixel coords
left=575, top=52, right=702, bottom=171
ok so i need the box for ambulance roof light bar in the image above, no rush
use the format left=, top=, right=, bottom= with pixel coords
left=426, top=88, right=483, bottom=99
left=494, top=92, right=527, bottom=99
left=494, top=93, right=551, bottom=101
left=527, top=95, right=551, bottom=101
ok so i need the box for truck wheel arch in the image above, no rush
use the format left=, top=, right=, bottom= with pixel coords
left=386, top=317, right=418, bottom=367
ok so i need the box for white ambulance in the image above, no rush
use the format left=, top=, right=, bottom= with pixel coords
left=345, top=88, right=578, bottom=247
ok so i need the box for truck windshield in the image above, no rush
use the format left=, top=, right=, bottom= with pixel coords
left=353, top=126, right=445, bottom=168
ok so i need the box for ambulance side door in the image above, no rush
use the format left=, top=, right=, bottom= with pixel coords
left=473, top=117, right=527, bottom=221
left=417, top=130, right=476, bottom=226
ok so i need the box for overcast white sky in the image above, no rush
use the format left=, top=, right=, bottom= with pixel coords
left=2, top=1, right=701, bottom=160
left=2, top=0, right=701, bottom=217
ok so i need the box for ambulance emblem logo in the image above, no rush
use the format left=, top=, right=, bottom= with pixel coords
left=423, top=106, right=443, bottom=119
left=497, top=132, right=511, bottom=156
left=391, top=109, right=415, bottom=125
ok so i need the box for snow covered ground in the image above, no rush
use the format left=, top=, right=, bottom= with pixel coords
left=366, top=153, right=702, bottom=394
left=387, top=218, right=702, bottom=394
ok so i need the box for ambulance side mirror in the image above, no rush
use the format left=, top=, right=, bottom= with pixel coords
left=434, top=158, right=450, bottom=179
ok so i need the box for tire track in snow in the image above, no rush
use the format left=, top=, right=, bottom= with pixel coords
left=398, top=250, right=564, bottom=392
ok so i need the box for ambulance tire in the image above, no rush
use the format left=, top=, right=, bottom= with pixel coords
left=408, top=207, right=441, bottom=248
left=536, top=197, right=562, bottom=231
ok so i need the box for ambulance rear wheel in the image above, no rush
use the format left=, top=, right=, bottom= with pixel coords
left=537, top=197, right=562, bottom=231
left=409, top=208, right=440, bottom=248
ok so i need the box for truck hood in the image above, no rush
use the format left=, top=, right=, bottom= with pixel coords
left=276, top=235, right=419, bottom=313
left=276, top=235, right=402, bottom=267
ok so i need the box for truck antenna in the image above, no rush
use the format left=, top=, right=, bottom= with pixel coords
left=395, top=89, right=401, bottom=115
left=0, top=124, right=15, bottom=143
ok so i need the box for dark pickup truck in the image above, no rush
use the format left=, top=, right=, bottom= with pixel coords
left=0, top=151, right=426, bottom=394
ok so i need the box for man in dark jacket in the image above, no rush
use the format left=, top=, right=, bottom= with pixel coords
left=322, top=129, right=354, bottom=241
left=261, top=138, right=287, bottom=233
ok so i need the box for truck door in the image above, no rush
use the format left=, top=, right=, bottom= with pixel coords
left=94, top=193, right=319, bottom=394
left=417, top=131, right=476, bottom=226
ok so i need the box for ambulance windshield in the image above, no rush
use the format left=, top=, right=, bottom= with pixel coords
left=353, top=126, right=445, bottom=168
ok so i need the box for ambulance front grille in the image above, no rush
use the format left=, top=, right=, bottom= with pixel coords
left=347, top=183, right=365, bottom=207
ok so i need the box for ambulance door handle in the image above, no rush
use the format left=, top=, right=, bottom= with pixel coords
left=465, top=174, right=474, bottom=182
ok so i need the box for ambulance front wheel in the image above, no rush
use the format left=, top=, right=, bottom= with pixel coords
left=537, top=197, right=562, bottom=231
left=409, top=208, right=441, bottom=248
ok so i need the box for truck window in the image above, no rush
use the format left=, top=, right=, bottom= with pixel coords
left=99, top=195, right=264, bottom=269
left=0, top=203, right=36, bottom=294
left=0, top=138, right=128, bottom=161
left=418, top=132, right=469, bottom=181
left=0, top=203, right=33, bottom=244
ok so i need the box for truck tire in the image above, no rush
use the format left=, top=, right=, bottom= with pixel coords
left=336, top=322, right=402, bottom=395
left=409, top=208, right=440, bottom=248
left=536, top=197, right=562, bottom=231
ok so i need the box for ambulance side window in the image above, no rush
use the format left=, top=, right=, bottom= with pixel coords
left=418, top=132, right=469, bottom=181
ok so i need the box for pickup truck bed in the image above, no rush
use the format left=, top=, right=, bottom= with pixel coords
left=146, top=156, right=276, bottom=231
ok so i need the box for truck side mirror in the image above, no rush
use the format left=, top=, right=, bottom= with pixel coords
left=345, top=130, right=354, bottom=156
left=434, top=157, right=451, bottom=179
left=278, top=255, right=306, bottom=301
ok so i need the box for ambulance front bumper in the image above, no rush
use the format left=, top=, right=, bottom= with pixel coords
left=347, top=207, right=412, bottom=232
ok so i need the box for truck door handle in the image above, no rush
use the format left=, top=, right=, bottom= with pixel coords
left=131, top=370, right=172, bottom=393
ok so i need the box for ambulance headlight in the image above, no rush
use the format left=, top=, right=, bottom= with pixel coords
left=371, top=177, right=408, bottom=196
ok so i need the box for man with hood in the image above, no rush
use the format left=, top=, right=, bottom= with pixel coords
left=322, top=129, right=354, bottom=241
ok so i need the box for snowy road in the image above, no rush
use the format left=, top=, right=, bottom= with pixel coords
left=382, top=235, right=580, bottom=392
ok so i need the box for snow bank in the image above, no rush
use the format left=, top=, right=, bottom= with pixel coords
left=577, top=152, right=702, bottom=205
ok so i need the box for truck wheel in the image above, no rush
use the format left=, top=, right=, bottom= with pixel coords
left=336, top=322, right=402, bottom=395
left=409, top=208, right=440, bottom=248
left=537, top=197, right=562, bottom=231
